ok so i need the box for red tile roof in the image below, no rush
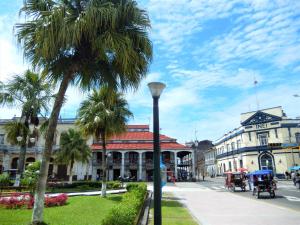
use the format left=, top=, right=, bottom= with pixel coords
left=91, top=142, right=189, bottom=151
left=90, top=124, right=191, bottom=151
left=109, top=132, right=173, bottom=141
left=126, top=125, right=149, bottom=129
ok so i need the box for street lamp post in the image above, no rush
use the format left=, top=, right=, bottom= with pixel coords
left=148, top=82, right=166, bottom=225
left=14, top=136, right=36, bottom=186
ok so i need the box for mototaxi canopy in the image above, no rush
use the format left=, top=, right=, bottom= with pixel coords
left=289, top=166, right=300, bottom=171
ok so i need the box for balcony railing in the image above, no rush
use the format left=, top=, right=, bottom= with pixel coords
left=0, top=144, right=55, bottom=153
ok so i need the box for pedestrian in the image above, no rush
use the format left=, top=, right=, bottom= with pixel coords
left=285, top=171, right=289, bottom=180
left=247, top=174, right=252, bottom=191
left=291, top=171, right=296, bottom=185
left=202, top=174, right=205, bottom=181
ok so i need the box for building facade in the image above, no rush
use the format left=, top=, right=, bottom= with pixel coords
left=0, top=119, right=194, bottom=181
left=215, top=106, right=300, bottom=177
left=204, top=147, right=217, bottom=177
left=187, top=140, right=213, bottom=180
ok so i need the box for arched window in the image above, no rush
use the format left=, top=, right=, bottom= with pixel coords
left=11, top=158, right=19, bottom=169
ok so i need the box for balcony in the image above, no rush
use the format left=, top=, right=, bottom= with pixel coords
left=0, top=144, right=49, bottom=153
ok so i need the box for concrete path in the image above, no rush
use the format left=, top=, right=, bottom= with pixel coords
left=48, top=189, right=127, bottom=197
left=148, top=183, right=300, bottom=225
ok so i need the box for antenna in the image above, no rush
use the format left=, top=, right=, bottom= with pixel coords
left=194, top=129, right=198, bottom=141
left=254, top=76, right=259, bottom=110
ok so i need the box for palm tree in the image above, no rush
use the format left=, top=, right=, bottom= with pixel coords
left=15, top=1, right=151, bottom=223
left=0, top=70, right=53, bottom=178
left=77, top=86, right=133, bottom=197
left=55, top=129, right=91, bottom=184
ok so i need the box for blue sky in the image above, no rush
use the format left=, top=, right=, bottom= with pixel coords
left=1, top=0, right=300, bottom=143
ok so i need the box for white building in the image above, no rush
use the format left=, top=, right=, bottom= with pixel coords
left=0, top=119, right=194, bottom=181
left=214, top=106, right=300, bottom=177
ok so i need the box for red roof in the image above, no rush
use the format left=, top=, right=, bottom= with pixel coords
left=91, top=142, right=189, bottom=150
left=126, top=125, right=149, bottom=129
left=109, top=132, right=173, bottom=141
left=90, top=124, right=190, bottom=151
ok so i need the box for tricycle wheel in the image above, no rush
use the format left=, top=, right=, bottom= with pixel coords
left=256, top=191, right=260, bottom=199
left=270, top=190, right=275, bottom=198
left=252, top=188, right=256, bottom=196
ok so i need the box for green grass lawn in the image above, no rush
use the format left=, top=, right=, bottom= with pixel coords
left=149, top=195, right=199, bottom=225
left=0, top=195, right=123, bottom=225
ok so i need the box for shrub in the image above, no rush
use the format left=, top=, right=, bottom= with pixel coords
left=21, top=161, right=41, bottom=194
left=47, top=180, right=122, bottom=190
left=0, top=173, right=11, bottom=187
left=102, top=183, right=147, bottom=225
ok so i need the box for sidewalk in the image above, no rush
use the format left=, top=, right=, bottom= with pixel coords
left=151, top=183, right=300, bottom=225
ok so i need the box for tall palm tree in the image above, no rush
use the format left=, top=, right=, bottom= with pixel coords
left=0, top=70, right=53, bottom=178
left=15, top=1, right=151, bottom=223
left=55, top=128, right=91, bottom=184
left=77, top=86, right=133, bottom=197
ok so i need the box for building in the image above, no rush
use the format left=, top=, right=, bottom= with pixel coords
left=0, top=119, right=194, bottom=181
left=214, top=106, right=300, bottom=177
left=204, top=147, right=217, bottom=177
left=187, top=140, right=213, bottom=180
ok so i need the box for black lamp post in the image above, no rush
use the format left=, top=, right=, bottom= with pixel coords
left=148, top=82, right=166, bottom=225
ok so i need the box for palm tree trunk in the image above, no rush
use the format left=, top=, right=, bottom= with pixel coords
left=69, top=161, right=74, bottom=184
left=32, top=72, right=73, bottom=224
left=101, top=131, right=107, bottom=197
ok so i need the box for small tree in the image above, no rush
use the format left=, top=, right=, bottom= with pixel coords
left=55, top=129, right=91, bottom=184
left=77, top=87, right=133, bottom=197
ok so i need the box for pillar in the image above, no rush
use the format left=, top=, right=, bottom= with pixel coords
left=3, top=153, right=10, bottom=171
left=139, top=152, right=143, bottom=181
left=191, top=151, right=195, bottom=179
left=174, top=151, right=178, bottom=179
left=121, top=152, right=125, bottom=178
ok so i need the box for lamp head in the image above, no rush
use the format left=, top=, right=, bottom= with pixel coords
left=148, top=82, right=166, bottom=98
left=30, top=137, right=36, bottom=143
left=17, top=136, right=23, bottom=142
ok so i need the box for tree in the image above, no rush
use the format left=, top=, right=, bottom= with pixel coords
left=77, top=86, right=133, bottom=197
left=15, top=1, right=151, bottom=223
left=0, top=70, right=53, bottom=180
left=55, top=129, right=91, bottom=184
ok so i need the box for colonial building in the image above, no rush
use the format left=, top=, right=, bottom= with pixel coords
left=215, top=106, right=300, bottom=177
left=0, top=119, right=193, bottom=181
left=187, top=140, right=213, bottom=180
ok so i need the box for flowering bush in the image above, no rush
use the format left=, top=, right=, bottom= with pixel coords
left=0, top=193, right=68, bottom=209
left=21, top=161, right=41, bottom=194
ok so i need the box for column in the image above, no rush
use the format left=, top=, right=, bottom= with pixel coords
left=174, top=151, right=178, bottom=179
left=3, top=153, right=10, bottom=171
left=121, top=152, right=125, bottom=178
left=139, top=152, right=143, bottom=181
left=191, top=151, right=195, bottom=179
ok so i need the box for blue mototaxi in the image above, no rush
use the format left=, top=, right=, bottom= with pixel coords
left=247, top=170, right=276, bottom=199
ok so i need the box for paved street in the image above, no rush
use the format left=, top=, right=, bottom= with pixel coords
left=149, top=179, right=300, bottom=225
left=195, top=177, right=300, bottom=212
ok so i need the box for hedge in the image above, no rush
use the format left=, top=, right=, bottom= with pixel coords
left=47, top=181, right=122, bottom=190
left=102, top=183, right=147, bottom=225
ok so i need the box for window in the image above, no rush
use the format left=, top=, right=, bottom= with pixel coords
left=239, top=159, right=243, bottom=168
left=0, top=134, right=4, bottom=145
left=231, top=142, right=235, bottom=151
left=226, top=144, right=230, bottom=151
left=258, top=133, right=268, bottom=146
left=237, top=140, right=241, bottom=149
left=248, top=132, right=252, bottom=141
left=296, top=133, right=300, bottom=144
left=229, top=161, right=232, bottom=171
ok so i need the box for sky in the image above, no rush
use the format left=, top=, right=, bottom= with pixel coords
left=0, top=0, right=300, bottom=144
